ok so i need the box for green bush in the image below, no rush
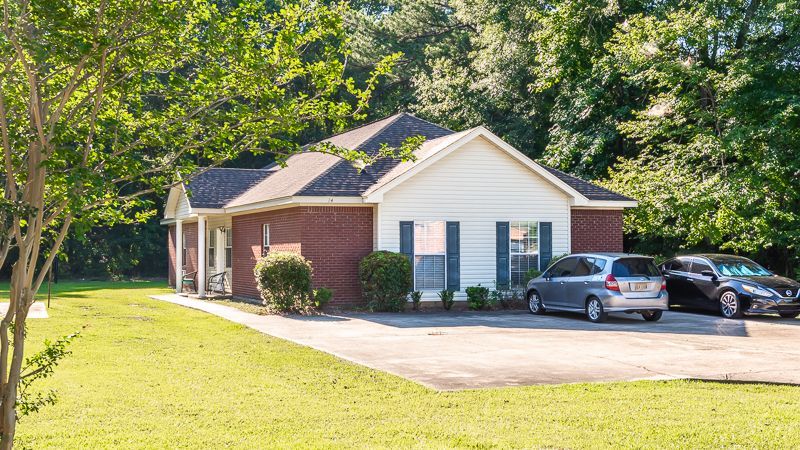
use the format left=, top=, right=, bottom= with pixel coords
left=313, top=288, right=333, bottom=309
left=438, top=289, right=455, bottom=310
left=524, top=268, right=542, bottom=284
left=359, top=251, right=412, bottom=312
left=410, top=291, right=422, bottom=311
left=466, top=284, right=491, bottom=310
left=254, top=252, right=313, bottom=312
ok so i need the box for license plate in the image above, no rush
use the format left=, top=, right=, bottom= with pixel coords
left=633, top=283, right=649, bottom=291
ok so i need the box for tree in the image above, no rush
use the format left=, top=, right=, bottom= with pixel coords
left=600, top=0, right=800, bottom=273
left=0, top=0, right=401, bottom=446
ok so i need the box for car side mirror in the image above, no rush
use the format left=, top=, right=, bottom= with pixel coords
left=701, top=270, right=717, bottom=279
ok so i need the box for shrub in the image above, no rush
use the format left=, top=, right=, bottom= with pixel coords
left=438, top=289, right=455, bottom=310
left=524, top=268, right=542, bottom=284
left=313, top=288, right=333, bottom=309
left=254, top=252, right=312, bottom=312
left=410, top=291, right=422, bottom=311
left=466, top=284, right=491, bottom=310
left=359, top=251, right=412, bottom=312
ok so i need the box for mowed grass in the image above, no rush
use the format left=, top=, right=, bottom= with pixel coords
left=1, top=281, right=798, bottom=448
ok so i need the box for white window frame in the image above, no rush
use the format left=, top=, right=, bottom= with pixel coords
left=225, top=228, right=232, bottom=269
left=182, top=231, right=187, bottom=268
left=262, top=224, right=270, bottom=256
left=412, top=221, right=447, bottom=291
left=509, top=221, right=540, bottom=289
left=208, top=228, right=216, bottom=269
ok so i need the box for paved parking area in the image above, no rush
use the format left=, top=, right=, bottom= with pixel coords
left=154, top=294, right=800, bottom=390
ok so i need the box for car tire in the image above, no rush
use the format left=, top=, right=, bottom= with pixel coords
left=527, top=290, right=545, bottom=315
left=641, top=310, right=663, bottom=322
left=586, top=297, right=608, bottom=323
left=779, top=312, right=799, bottom=319
left=719, top=290, right=743, bottom=319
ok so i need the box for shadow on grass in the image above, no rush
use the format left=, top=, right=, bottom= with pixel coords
left=0, top=279, right=169, bottom=300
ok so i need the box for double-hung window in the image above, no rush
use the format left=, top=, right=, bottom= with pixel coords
left=208, top=229, right=216, bottom=269
left=414, top=221, right=446, bottom=290
left=510, top=221, right=539, bottom=288
left=225, top=228, right=232, bottom=269
left=262, top=224, right=270, bottom=256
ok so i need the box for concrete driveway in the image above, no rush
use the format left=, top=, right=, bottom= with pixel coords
left=154, top=294, right=800, bottom=390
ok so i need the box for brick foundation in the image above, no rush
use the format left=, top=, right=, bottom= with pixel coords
left=570, top=209, right=624, bottom=253
left=231, top=206, right=374, bottom=305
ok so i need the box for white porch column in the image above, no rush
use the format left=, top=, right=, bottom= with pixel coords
left=197, top=215, right=207, bottom=297
left=216, top=227, right=226, bottom=273
left=175, top=219, right=183, bottom=293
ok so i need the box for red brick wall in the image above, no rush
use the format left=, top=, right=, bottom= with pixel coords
left=231, top=208, right=304, bottom=299
left=571, top=209, right=624, bottom=253
left=301, top=206, right=374, bottom=306
left=230, top=206, right=374, bottom=305
left=168, top=226, right=176, bottom=287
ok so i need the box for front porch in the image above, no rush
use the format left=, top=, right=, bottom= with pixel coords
left=171, top=214, right=233, bottom=298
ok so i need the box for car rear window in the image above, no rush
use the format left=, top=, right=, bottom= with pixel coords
left=612, top=258, right=660, bottom=278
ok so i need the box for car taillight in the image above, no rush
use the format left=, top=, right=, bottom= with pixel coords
left=660, top=277, right=667, bottom=291
left=605, top=274, right=620, bottom=291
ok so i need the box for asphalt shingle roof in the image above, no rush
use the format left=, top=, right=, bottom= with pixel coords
left=182, top=113, right=633, bottom=209
left=184, top=168, right=273, bottom=208
left=540, top=165, right=633, bottom=201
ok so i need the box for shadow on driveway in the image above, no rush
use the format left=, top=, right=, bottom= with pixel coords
left=329, top=309, right=754, bottom=337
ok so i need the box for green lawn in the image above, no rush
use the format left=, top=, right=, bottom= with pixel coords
left=3, top=281, right=799, bottom=448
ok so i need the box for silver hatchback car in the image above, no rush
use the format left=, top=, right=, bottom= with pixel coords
left=525, top=253, right=669, bottom=323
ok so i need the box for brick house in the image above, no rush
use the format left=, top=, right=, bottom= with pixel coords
left=161, top=113, right=636, bottom=306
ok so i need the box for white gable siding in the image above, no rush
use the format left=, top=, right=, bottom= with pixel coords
left=378, top=136, right=571, bottom=299
left=175, top=190, right=192, bottom=219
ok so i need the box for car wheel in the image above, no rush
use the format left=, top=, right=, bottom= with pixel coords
left=719, top=290, right=743, bottom=319
left=641, top=310, right=663, bottom=322
left=527, top=290, right=545, bottom=315
left=779, top=312, right=799, bottom=319
left=586, top=297, right=608, bottom=323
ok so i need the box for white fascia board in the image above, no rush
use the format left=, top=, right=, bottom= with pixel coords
left=224, top=196, right=365, bottom=215
left=163, top=184, right=184, bottom=219
left=362, top=126, right=592, bottom=204
left=572, top=200, right=638, bottom=209
left=191, top=207, right=226, bottom=215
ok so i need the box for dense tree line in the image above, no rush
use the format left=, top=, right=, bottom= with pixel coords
left=49, top=0, right=800, bottom=280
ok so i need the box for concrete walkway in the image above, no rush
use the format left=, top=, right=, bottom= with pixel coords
left=0, top=302, right=49, bottom=319
left=151, top=294, right=800, bottom=390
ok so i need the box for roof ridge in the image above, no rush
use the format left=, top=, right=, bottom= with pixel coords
left=197, top=166, right=274, bottom=172
left=400, top=112, right=455, bottom=133
left=352, top=113, right=410, bottom=154
left=302, top=112, right=404, bottom=150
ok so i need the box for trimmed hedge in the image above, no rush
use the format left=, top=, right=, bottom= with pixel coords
left=254, top=251, right=313, bottom=312
left=359, top=251, right=412, bottom=312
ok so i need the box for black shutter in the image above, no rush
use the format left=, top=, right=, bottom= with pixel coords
left=539, top=222, right=552, bottom=271
left=400, top=221, right=414, bottom=265
left=496, top=222, right=510, bottom=288
left=446, top=222, right=460, bottom=291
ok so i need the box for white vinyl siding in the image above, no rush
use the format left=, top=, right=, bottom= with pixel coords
left=175, top=191, right=191, bottom=219
left=378, top=136, right=571, bottom=300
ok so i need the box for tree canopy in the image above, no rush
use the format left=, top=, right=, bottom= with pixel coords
left=345, top=0, right=800, bottom=274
